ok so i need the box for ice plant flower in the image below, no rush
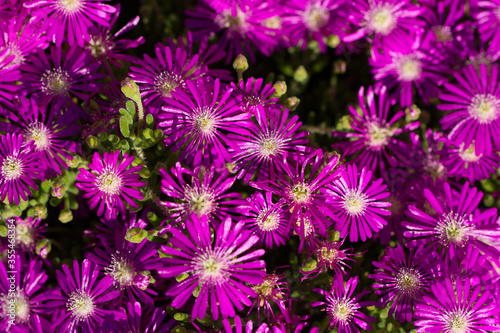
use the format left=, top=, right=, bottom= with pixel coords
left=438, top=64, right=500, bottom=155
left=332, top=86, right=419, bottom=177
left=24, top=0, right=116, bottom=47
left=158, top=77, right=252, bottom=167
left=249, top=272, right=291, bottom=323
left=21, top=45, right=106, bottom=116
left=403, top=181, right=500, bottom=262
left=245, top=191, right=290, bottom=249
left=10, top=216, right=47, bottom=254
left=0, top=133, right=44, bottom=205
left=159, top=214, right=266, bottom=321
left=472, top=0, right=500, bottom=52
left=414, top=277, right=500, bottom=333
left=369, top=244, right=439, bottom=323
left=159, top=162, right=249, bottom=226
left=116, top=302, right=175, bottom=333
left=325, top=164, right=391, bottom=242
left=76, top=151, right=146, bottom=219
left=230, top=77, right=281, bottom=119
left=48, top=259, right=124, bottom=332
left=228, top=107, right=310, bottom=183
left=311, top=276, right=376, bottom=332
left=0, top=50, right=21, bottom=110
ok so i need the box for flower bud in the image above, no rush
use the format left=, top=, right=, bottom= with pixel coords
left=59, top=209, right=73, bottom=223
left=285, top=96, right=300, bottom=111
left=51, top=179, right=67, bottom=199
left=233, top=54, right=249, bottom=73
left=36, top=238, right=52, bottom=258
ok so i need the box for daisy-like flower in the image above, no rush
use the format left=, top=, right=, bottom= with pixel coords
left=2, top=97, right=79, bottom=179
left=472, top=0, right=500, bottom=52
left=403, top=181, right=500, bottom=262
left=344, top=0, right=424, bottom=47
left=48, top=259, right=125, bottom=333
left=21, top=45, right=105, bottom=116
left=325, top=164, right=391, bottom=242
left=0, top=256, right=54, bottom=332
left=0, top=133, right=44, bottom=205
left=442, top=140, right=500, bottom=183
left=116, top=302, right=175, bottom=333
left=249, top=271, right=291, bottom=323
left=24, top=0, right=116, bottom=47
left=438, top=64, right=500, bottom=155
left=369, top=244, right=439, bottom=323
left=228, top=107, right=309, bottom=183
left=414, top=277, right=500, bottom=333
left=185, top=0, right=281, bottom=63
left=245, top=191, right=290, bottom=249
left=311, top=276, right=376, bottom=332
left=75, top=150, right=146, bottom=219
left=159, top=214, right=266, bottom=321
left=85, top=4, right=145, bottom=73
left=10, top=216, right=47, bottom=254
left=370, top=34, right=448, bottom=106
left=159, top=162, right=249, bottom=226
left=0, top=50, right=21, bottom=110
left=86, top=238, right=162, bottom=305
left=282, top=0, right=349, bottom=53
left=230, top=77, right=281, bottom=119
left=158, top=77, right=252, bottom=167
left=332, top=86, right=419, bottom=177
left=250, top=149, right=341, bottom=244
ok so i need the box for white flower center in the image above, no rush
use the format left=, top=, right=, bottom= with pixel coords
left=193, top=250, right=228, bottom=283
left=432, top=25, right=453, bottom=42
left=447, top=312, right=470, bottom=333
left=303, top=3, right=330, bottom=31
left=318, top=246, right=339, bottom=265
left=263, top=16, right=282, bottom=29
left=42, top=68, right=71, bottom=96
left=215, top=8, right=247, bottom=32
left=97, top=171, right=123, bottom=195
left=1, top=156, right=23, bottom=181
left=343, top=191, right=367, bottom=215
left=397, top=55, right=422, bottom=82
left=436, top=212, right=473, bottom=246
left=366, top=122, right=392, bottom=149
left=396, top=267, right=420, bottom=295
left=194, top=111, right=216, bottom=135
left=424, top=158, right=447, bottom=179
left=154, top=71, right=183, bottom=98
left=259, top=137, right=279, bottom=158
left=15, top=296, right=30, bottom=322
left=0, top=43, right=24, bottom=69
left=369, top=6, right=396, bottom=35
left=106, top=252, right=136, bottom=288
left=186, top=187, right=215, bottom=216
left=330, top=300, right=354, bottom=323
left=68, top=290, right=94, bottom=320
left=459, top=144, right=481, bottom=163
left=88, top=35, right=111, bottom=58
left=256, top=210, right=280, bottom=232
left=58, top=0, right=82, bottom=13
left=290, top=183, right=311, bottom=204
left=16, top=224, right=34, bottom=248
left=468, top=94, right=500, bottom=124
left=253, top=275, right=279, bottom=299
left=25, top=123, right=51, bottom=151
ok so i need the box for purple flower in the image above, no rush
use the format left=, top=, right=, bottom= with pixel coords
left=24, top=0, right=116, bottom=47
left=76, top=151, right=146, bottom=219
left=0, top=133, right=44, bottom=205
left=158, top=77, right=252, bottom=167
left=369, top=244, right=439, bottom=323
left=325, top=164, right=391, bottom=242
left=159, top=162, right=249, bottom=227
left=228, top=107, right=309, bottom=183
left=332, top=86, right=419, bottom=177
left=472, top=0, right=500, bottom=53
left=21, top=45, right=105, bottom=116
left=0, top=52, right=21, bottom=109
left=403, top=182, right=500, bottom=262
left=249, top=272, right=291, bottom=323
left=185, top=0, right=281, bottom=63
left=159, top=214, right=266, bottom=320
left=48, top=259, right=124, bottom=333
left=116, top=302, right=175, bottom=333
left=10, top=216, right=47, bottom=255
left=311, top=276, right=376, bottom=332
left=1, top=97, right=79, bottom=179
left=414, top=277, right=500, bottom=333
left=438, top=64, right=500, bottom=155
left=230, top=77, right=281, bottom=119
left=245, top=191, right=290, bottom=249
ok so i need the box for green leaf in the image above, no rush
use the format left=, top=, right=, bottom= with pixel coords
left=146, top=113, right=154, bottom=127
left=119, top=108, right=132, bottom=125
left=125, top=100, right=136, bottom=117
left=119, top=117, right=130, bottom=137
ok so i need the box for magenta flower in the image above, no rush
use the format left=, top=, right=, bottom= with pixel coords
left=116, top=302, right=175, bottom=333
left=0, top=51, right=21, bottom=110
left=325, top=163, right=391, bottom=242
left=311, top=276, right=376, bottom=332
left=332, top=86, right=419, bottom=177
left=158, top=77, right=252, bottom=167
left=438, top=64, right=500, bottom=155
left=414, top=277, right=500, bottom=333
left=249, top=272, right=291, bottom=323
left=48, top=259, right=125, bottom=332
left=245, top=191, right=290, bottom=249
left=228, top=107, right=310, bottom=183
left=76, top=151, right=146, bottom=219
left=10, top=216, right=47, bottom=255
left=159, top=162, right=249, bottom=227
left=24, top=0, right=116, bottom=47
left=369, top=244, right=439, bottom=323
left=403, top=182, right=500, bottom=262
left=159, top=214, right=266, bottom=321
left=230, top=77, right=281, bottom=119
left=21, top=45, right=105, bottom=116
left=0, top=133, right=44, bottom=205
left=472, top=0, right=500, bottom=52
